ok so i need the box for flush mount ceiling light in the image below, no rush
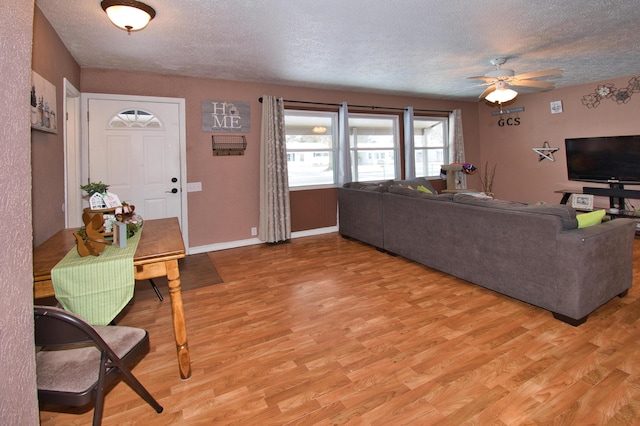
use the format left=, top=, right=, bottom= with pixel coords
left=312, top=126, right=327, bottom=134
left=101, top=0, right=156, bottom=34
left=485, top=80, right=518, bottom=104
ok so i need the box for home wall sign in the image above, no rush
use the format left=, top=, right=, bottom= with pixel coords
left=582, top=76, right=640, bottom=108
left=202, top=100, right=250, bottom=132
left=30, top=71, right=58, bottom=134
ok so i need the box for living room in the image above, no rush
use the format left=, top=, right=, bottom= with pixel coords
left=4, top=1, right=640, bottom=424
left=28, top=6, right=640, bottom=252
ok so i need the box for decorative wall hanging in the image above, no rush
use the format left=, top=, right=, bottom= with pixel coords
left=30, top=71, right=58, bottom=134
left=202, top=100, right=250, bottom=132
left=491, top=106, right=524, bottom=116
left=497, top=114, right=521, bottom=127
left=533, top=141, right=559, bottom=162
left=550, top=100, right=563, bottom=114
left=581, top=76, right=640, bottom=108
left=491, top=106, right=524, bottom=126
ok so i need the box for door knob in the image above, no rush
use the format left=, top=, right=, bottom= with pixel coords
left=166, top=188, right=178, bottom=194
left=171, top=177, right=178, bottom=183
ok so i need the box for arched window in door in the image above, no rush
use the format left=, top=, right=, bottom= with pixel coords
left=107, top=109, right=164, bottom=128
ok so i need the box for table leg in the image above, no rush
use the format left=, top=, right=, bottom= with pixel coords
left=166, top=259, right=192, bottom=379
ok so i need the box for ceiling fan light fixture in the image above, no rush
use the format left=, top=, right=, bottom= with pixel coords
left=485, top=81, right=518, bottom=104
left=101, top=0, right=156, bottom=34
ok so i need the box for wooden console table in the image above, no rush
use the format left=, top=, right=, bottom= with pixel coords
left=33, top=217, right=192, bottom=380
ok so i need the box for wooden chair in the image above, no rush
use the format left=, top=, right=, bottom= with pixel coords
left=34, top=305, right=163, bottom=425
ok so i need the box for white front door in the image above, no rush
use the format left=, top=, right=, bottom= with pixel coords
left=83, top=95, right=187, bottom=246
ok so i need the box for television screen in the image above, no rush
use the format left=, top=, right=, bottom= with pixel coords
left=565, top=135, right=640, bottom=184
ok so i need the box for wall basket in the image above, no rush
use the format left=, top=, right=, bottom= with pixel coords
left=212, top=135, right=247, bottom=156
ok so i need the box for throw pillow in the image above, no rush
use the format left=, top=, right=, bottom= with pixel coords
left=577, top=209, right=606, bottom=228
left=395, top=177, right=438, bottom=194
left=417, top=185, right=432, bottom=194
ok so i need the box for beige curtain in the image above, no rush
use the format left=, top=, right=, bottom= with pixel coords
left=258, top=95, right=291, bottom=243
left=448, top=109, right=467, bottom=189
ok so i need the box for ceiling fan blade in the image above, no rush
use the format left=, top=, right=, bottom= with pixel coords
left=510, top=80, right=555, bottom=89
left=479, top=85, right=496, bottom=100
left=468, top=76, right=497, bottom=83
left=469, top=81, right=493, bottom=88
left=512, top=69, right=563, bottom=80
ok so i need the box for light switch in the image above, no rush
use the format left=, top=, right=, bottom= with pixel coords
left=186, top=182, right=202, bottom=192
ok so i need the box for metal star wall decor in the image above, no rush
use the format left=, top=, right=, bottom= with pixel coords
left=533, top=141, right=559, bottom=162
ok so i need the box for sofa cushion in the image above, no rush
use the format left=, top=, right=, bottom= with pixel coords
left=453, top=193, right=526, bottom=208
left=577, top=209, right=606, bottom=228
left=517, top=204, right=579, bottom=229
left=343, top=180, right=393, bottom=192
left=453, top=193, right=578, bottom=229
left=388, top=185, right=454, bottom=201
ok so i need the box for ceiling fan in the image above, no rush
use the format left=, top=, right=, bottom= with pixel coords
left=469, top=58, right=562, bottom=103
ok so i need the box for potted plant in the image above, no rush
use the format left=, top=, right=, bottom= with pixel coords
left=80, top=181, right=109, bottom=197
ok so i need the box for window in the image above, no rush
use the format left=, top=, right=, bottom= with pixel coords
left=285, top=110, right=338, bottom=188
left=108, top=109, right=163, bottom=128
left=413, top=117, right=448, bottom=178
left=349, top=114, right=399, bottom=182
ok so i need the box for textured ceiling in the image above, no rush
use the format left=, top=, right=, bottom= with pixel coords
left=37, top=0, right=640, bottom=101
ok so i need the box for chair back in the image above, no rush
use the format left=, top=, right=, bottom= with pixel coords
left=34, top=306, right=98, bottom=347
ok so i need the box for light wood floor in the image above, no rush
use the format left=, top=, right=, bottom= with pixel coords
left=39, top=233, right=640, bottom=425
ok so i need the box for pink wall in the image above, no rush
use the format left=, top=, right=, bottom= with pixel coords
left=477, top=75, right=640, bottom=207
left=1, top=0, right=40, bottom=423
left=31, top=6, right=81, bottom=246
left=81, top=69, right=480, bottom=247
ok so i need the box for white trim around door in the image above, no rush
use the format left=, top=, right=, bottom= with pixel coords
left=63, top=78, right=81, bottom=228
left=79, top=93, right=189, bottom=252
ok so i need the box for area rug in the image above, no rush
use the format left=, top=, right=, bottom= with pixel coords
left=132, top=253, right=223, bottom=302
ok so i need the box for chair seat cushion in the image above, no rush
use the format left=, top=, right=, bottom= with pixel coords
left=36, top=326, right=147, bottom=394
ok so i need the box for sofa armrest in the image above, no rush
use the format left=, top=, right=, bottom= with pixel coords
left=338, top=187, right=385, bottom=248
left=554, top=218, right=636, bottom=319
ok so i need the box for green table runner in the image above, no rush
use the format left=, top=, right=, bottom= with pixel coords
left=51, top=228, right=143, bottom=325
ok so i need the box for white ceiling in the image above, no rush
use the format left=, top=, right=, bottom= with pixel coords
left=36, top=0, right=640, bottom=101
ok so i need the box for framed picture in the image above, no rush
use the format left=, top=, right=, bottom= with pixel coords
left=30, top=71, right=58, bottom=134
left=572, top=194, right=594, bottom=210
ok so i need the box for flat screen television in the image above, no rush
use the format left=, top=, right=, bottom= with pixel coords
left=565, top=135, right=640, bottom=185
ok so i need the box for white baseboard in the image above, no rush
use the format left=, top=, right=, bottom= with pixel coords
left=291, top=225, right=338, bottom=239
left=187, top=226, right=338, bottom=255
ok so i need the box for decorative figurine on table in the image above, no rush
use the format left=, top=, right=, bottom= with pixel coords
left=115, top=202, right=135, bottom=222
left=115, top=202, right=143, bottom=237
left=74, top=211, right=111, bottom=257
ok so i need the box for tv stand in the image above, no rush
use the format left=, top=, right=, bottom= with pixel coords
left=555, top=186, right=640, bottom=236
left=582, top=183, right=640, bottom=210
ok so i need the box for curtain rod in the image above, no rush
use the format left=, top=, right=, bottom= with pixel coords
left=257, top=97, right=452, bottom=114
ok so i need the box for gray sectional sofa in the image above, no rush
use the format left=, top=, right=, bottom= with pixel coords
left=338, top=178, right=636, bottom=325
